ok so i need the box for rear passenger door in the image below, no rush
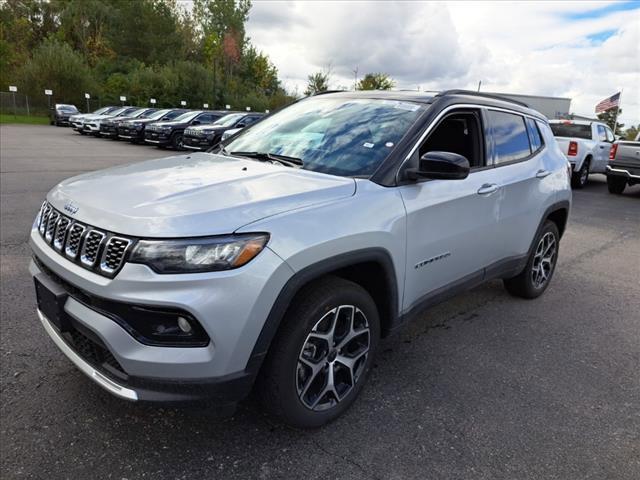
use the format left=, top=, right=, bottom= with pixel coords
left=486, top=110, right=550, bottom=264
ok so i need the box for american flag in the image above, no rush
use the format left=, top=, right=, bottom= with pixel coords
left=595, top=92, right=621, bottom=113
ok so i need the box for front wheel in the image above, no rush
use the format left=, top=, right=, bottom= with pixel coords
left=257, top=276, right=380, bottom=428
left=504, top=221, right=560, bottom=299
left=606, top=175, right=626, bottom=194
left=170, top=132, right=184, bottom=150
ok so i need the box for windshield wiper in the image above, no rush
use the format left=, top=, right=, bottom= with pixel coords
left=230, top=151, right=304, bottom=168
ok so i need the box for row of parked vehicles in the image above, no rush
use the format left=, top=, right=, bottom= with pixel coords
left=54, top=104, right=265, bottom=151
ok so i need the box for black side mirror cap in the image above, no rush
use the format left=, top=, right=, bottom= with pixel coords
left=407, top=151, right=470, bottom=181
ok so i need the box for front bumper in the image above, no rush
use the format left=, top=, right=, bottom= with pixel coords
left=182, top=136, right=212, bottom=151
left=30, top=227, right=294, bottom=403
left=144, top=131, right=171, bottom=145
left=100, top=125, right=118, bottom=136
left=117, top=126, right=143, bottom=140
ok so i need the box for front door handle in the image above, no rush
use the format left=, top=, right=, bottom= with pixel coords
left=477, top=183, right=499, bottom=195
left=536, top=169, right=551, bottom=179
left=599, top=145, right=606, bottom=149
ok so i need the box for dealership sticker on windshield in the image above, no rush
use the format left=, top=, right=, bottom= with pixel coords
left=363, top=142, right=375, bottom=148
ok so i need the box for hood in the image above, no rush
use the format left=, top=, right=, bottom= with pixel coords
left=47, top=152, right=356, bottom=237
left=191, top=124, right=226, bottom=132
left=150, top=120, right=187, bottom=128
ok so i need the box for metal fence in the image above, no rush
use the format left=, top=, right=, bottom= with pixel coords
left=1, top=91, right=106, bottom=116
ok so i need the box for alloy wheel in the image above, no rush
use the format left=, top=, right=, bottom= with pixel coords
left=296, top=305, right=370, bottom=411
left=531, top=232, right=557, bottom=289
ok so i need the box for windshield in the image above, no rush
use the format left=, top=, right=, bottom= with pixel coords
left=213, top=113, right=244, bottom=127
left=127, top=108, right=148, bottom=118
left=115, top=107, right=139, bottom=117
left=550, top=123, right=592, bottom=139
left=225, top=97, right=424, bottom=177
left=173, top=111, right=202, bottom=123
left=92, top=107, right=112, bottom=115
left=138, top=109, right=157, bottom=118
left=145, top=109, right=170, bottom=120
left=56, top=105, right=78, bottom=112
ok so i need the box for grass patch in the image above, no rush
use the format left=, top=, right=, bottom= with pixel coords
left=0, top=114, right=50, bottom=125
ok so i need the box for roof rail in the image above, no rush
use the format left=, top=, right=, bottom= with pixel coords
left=436, top=89, right=530, bottom=108
left=313, top=89, right=348, bottom=96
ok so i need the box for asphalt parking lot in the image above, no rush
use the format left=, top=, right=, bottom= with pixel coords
left=1, top=124, right=639, bottom=479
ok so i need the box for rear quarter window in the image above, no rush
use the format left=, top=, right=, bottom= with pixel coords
left=488, top=110, right=531, bottom=164
left=525, top=117, right=544, bottom=153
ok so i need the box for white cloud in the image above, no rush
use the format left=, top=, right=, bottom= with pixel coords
left=247, top=0, right=640, bottom=126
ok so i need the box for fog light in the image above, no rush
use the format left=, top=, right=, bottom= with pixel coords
left=177, top=316, right=192, bottom=333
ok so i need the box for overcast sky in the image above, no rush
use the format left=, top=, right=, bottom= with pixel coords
left=245, top=0, right=639, bottom=126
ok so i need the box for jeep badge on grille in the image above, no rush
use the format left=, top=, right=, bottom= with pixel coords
left=64, top=201, right=79, bottom=215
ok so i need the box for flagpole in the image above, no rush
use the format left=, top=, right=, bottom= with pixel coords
left=612, top=89, right=623, bottom=138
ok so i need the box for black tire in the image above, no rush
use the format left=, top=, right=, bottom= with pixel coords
left=170, top=131, right=184, bottom=150
left=571, top=158, right=590, bottom=188
left=606, top=175, right=626, bottom=194
left=257, top=276, right=380, bottom=428
left=504, top=221, right=560, bottom=299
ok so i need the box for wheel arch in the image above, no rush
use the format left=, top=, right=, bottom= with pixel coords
left=245, top=248, right=399, bottom=374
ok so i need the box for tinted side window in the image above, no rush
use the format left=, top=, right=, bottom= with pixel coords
left=488, top=111, right=531, bottom=164
left=525, top=117, right=544, bottom=153
left=597, top=125, right=607, bottom=141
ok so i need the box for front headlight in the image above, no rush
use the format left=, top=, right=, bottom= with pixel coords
left=129, top=233, right=269, bottom=274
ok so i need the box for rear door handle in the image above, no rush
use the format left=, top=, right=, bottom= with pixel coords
left=536, top=169, right=551, bottom=179
left=477, top=183, right=499, bottom=195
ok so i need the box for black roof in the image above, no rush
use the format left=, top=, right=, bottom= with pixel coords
left=314, top=89, right=546, bottom=120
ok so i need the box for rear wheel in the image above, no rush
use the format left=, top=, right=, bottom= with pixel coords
left=257, top=276, right=379, bottom=428
left=607, top=175, right=626, bottom=194
left=504, top=221, right=560, bottom=299
left=571, top=158, right=590, bottom=189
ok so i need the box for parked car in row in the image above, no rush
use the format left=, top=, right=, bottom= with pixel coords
left=99, top=108, right=157, bottom=138
left=49, top=104, right=79, bottom=126
left=549, top=119, right=614, bottom=188
left=117, top=109, right=187, bottom=143
left=182, top=112, right=264, bottom=151
left=144, top=110, right=226, bottom=149
left=82, top=106, right=140, bottom=136
left=31, top=90, right=571, bottom=427
left=70, top=106, right=118, bottom=132
left=606, top=132, right=640, bottom=194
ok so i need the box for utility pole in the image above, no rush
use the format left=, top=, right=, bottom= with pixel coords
left=477, top=81, right=482, bottom=92
left=353, top=66, right=358, bottom=91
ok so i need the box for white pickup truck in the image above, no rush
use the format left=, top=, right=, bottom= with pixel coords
left=549, top=119, right=615, bottom=188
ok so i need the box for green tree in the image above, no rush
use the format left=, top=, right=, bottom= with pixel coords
left=623, top=124, right=639, bottom=141
left=19, top=39, right=96, bottom=106
left=597, top=108, right=624, bottom=136
left=356, top=73, right=395, bottom=91
left=304, top=71, right=330, bottom=96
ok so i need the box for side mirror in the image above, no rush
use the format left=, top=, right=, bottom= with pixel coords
left=408, top=151, right=470, bottom=180
left=236, top=123, right=246, bottom=128
left=191, top=120, right=201, bottom=125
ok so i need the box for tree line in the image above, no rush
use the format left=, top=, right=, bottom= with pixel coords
left=0, top=0, right=294, bottom=112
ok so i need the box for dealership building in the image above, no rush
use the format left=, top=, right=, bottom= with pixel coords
left=487, top=92, right=572, bottom=119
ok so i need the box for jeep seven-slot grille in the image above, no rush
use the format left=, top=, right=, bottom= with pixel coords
left=37, top=202, right=134, bottom=278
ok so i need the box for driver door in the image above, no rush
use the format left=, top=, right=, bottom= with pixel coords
left=399, top=108, right=501, bottom=311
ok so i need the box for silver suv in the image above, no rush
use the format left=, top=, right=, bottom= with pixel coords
left=30, top=90, right=571, bottom=427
